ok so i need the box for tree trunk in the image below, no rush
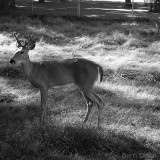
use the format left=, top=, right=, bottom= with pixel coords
left=39, top=0, right=45, bottom=3
left=125, top=0, right=132, bottom=8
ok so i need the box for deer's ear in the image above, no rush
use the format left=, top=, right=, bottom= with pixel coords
left=27, top=41, right=36, bottom=50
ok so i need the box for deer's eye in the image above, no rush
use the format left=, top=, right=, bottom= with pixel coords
left=20, top=51, right=24, bottom=54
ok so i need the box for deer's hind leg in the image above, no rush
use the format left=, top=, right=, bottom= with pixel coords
left=81, top=88, right=102, bottom=128
left=81, top=92, right=93, bottom=123
left=93, top=90, right=102, bottom=128
left=40, top=86, right=49, bottom=126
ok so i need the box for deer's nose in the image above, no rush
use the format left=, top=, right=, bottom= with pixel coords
left=10, top=59, right=16, bottom=64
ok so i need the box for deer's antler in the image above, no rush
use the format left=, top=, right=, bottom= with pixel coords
left=13, top=32, right=23, bottom=48
left=24, top=34, right=34, bottom=47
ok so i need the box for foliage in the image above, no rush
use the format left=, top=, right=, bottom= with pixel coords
left=148, top=0, right=160, bottom=12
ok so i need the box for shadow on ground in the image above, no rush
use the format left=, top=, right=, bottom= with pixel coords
left=0, top=104, right=159, bottom=160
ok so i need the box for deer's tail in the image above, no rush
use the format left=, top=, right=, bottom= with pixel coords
left=97, top=65, right=103, bottom=83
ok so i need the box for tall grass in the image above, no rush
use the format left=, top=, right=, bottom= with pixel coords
left=0, top=16, right=160, bottom=159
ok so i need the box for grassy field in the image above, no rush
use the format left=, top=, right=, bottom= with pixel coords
left=1, top=15, right=160, bottom=159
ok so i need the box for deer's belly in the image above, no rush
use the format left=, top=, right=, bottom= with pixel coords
left=30, top=80, right=39, bottom=88
left=51, top=83, right=75, bottom=89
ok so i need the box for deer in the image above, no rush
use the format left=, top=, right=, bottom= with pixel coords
left=10, top=33, right=103, bottom=128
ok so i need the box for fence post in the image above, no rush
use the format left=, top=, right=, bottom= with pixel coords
left=31, top=0, right=33, bottom=15
left=77, top=0, right=80, bottom=17
left=132, top=0, right=134, bottom=18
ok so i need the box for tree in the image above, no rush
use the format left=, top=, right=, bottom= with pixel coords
left=125, top=0, right=131, bottom=3
left=148, top=0, right=160, bottom=13
left=0, top=0, right=15, bottom=13
left=9, top=0, right=15, bottom=8
left=0, top=0, right=10, bottom=12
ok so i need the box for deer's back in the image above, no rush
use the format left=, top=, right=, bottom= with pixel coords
left=31, top=58, right=99, bottom=87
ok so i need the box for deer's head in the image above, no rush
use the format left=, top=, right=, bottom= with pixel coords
left=10, top=33, right=36, bottom=64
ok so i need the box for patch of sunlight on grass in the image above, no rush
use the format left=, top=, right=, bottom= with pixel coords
left=123, top=37, right=149, bottom=49
left=105, top=124, right=160, bottom=142
left=137, top=127, right=160, bottom=142
left=61, top=110, right=84, bottom=124
left=72, top=36, right=106, bottom=56
left=16, top=91, right=39, bottom=104
left=28, top=25, right=49, bottom=35
left=147, top=41, right=160, bottom=55
left=106, top=124, right=133, bottom=133
left=0, top=77, right=39, bottom=105
left=121, top=22, right=139, bottom=26
left=86, top=49, right=142, bottom=71
left=0, top=33, right=17, bottom=58
left=27, top=25, right=65, bottom=40
left=105, top=54, right=136, bottom=70
left=0, top=77, right=19, bottom=103
left=0, top=77, right=8, bottom=88
left=74, top=36, right=99, bottom=46
left=0, top=33, right=12, bottom=45
left=29, top=41, right=64, bottom=61
left=101, top=82, right=159, bottom=103
left=0, top=78, right=16, bottom=95
left=32, top=36, right=105, bottom=62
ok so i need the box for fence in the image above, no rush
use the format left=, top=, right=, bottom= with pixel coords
left=15, top=0, right=80, bottom=16
left=13, top=0, right=148, bottom=19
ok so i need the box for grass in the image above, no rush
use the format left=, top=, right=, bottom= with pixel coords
left=0, top=15, right=160, bottom=159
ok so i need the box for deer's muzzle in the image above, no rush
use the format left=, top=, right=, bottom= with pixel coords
left=10, top=58, right=16, bottom=64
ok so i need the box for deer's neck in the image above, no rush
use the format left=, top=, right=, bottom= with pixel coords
left=21, top=58, right=33, bottom=79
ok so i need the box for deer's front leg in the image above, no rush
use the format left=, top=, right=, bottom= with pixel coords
left=40, top=86, right=48, bottom=125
